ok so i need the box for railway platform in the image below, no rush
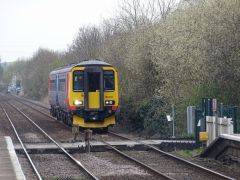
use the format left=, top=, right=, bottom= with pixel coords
left=0, top=136, right=25, bottom=180
left=200, top=134, right=240, bottom=163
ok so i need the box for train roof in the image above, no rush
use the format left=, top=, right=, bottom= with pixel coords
left=50, top=60, right=112, bottom=75
left=75, top=60, right=112, bottom=67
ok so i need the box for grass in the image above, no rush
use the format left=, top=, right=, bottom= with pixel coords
left=175, top=148, right=204, bottom=158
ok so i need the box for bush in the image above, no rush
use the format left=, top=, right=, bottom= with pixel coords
left=137, top=98, right=171, bottom=137
left=120, top=97, right=144, bottom=131
left=121, top=97, right=171, bottom=137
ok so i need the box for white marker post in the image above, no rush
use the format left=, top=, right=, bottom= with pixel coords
left=166, top=105, right=175, bottom=138
left=212, top=99, right=218, bottom=137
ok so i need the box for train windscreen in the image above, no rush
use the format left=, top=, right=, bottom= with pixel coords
left=104, top=70, right=114, bottom=91
left=73, top=71, right=84, bottom=91
left=88, top=72, right=100, bottom=92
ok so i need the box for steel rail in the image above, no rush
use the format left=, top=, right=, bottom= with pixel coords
left=11, top=96, right=232, bottom=179
left=14, top=99, right=56, bottom=121
left=79, top=131, right=172, bottom=179
left=108, top=131, right=234, bottom=180
left=11, top=94, right=49, bottom=110
left=12, top=99, right=71, bottom=131
left=101, top=139, right=173, bottom=180
left=1, top=105, right=43, bottom=180
left=9, top=103, right=98, bottom=180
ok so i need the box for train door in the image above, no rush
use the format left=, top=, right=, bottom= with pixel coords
left=56, top=74, right=59, bottom=106
left=84, top=67, right=103, bottom=110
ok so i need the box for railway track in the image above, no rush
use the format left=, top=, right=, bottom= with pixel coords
left=79, top=131, right=172, bottom=179
left=11, top=100, right=76, bottom=143
left=101, top=139, right=173, bottom=179
left=12, top=94, right=50, bottom=110
left=9, top=96, right=168, bottom=179
left=9, top=98, right=173, bottom=179
left=1, top=102, right=98, bottom=180
left=5, top=94, right=237, bottom=179
left=107, top=132, right=234, bottom=180
left=1, top=105, right=42, bottom=180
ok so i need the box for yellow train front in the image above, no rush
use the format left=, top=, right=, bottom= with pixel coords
left=48, top=60, right=119, bottom=131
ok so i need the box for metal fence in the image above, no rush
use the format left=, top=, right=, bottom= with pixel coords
left=221, top=106, right=240, bottom=133
left=187, top=98, right=240, bottom=145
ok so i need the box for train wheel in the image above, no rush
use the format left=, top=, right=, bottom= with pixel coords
left=79, top=127, right=85, bottom=132
left=63, top=113, right=66, bottom=124
left=57, top=111, right=60, bottom=121
left=67, top=113, right=72, bottom=127
left=59, top=112, right=61, bottom=121
left=102, top=127, right=108, bottom=133
left=51, top=108, right=56, bottom=117
left=60, top=111, right=64, bottom=122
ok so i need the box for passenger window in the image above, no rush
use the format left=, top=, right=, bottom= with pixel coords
left=73, top=71, right=84, bottom=91
left=59, top=79, right=66, bottom=92
left=50, top=80, right=55, bottom=91
left=104, top=71, right=114, bottom=91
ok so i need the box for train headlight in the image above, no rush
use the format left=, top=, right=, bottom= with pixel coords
left=74, top=100, right=83, bottom=106
left=105, top=100, right=115, bottom=105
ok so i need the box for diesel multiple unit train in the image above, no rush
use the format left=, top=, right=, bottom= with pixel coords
left=48, top=60, right=119, bottom=131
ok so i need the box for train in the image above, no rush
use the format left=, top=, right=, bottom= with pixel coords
left=48, top=60, right=119, bottom=132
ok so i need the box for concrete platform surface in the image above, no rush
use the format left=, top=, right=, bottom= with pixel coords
left=0, top=137, right=25, bottom=180
left=219, top=134, right=240, bottom=142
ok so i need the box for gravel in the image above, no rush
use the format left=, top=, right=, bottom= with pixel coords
left=19, top=154, right=90, bottom=180
left=17, top=154, right=38, bottom=180
left=12, top=100, right=76, bottom=143
left=7, top=103, right=51, bottom=143
left=124, top=150, right=225, bottom=180
left=182, top=156, right=240, bottom=180
left=1, top=95, right=237, bottom=180
left=73, top=151, right=158, bottom=179
left=0, top=106, right=17, bottom=141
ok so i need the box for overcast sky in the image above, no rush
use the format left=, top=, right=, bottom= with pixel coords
left=0, top=0, right=120, bottom=62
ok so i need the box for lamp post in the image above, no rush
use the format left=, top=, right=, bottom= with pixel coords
left=171, top=104, right=175, bottom=138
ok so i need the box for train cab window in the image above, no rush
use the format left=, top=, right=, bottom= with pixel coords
left=104, top=70, right=114, bottom=91
left=88, top=72, right=100, bottom=92
left=73, top=71, right=84, bottom=91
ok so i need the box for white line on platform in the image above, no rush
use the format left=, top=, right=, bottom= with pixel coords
left=5, top=136, right=26, bottom=180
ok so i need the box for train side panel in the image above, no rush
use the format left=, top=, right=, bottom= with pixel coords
left=58, top=73, right=68, bottom=109
left=49, top=74, right=58, bottom=106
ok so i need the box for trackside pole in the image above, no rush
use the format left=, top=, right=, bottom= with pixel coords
left=172, top=104, right=175, bottom=138
left=72, top=125, right=80, bottom=141
left=84, top=129, right=92, bottom=153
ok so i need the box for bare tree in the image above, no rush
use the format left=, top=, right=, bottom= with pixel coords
left=156, top=0, right=179, bottom=20
left=70, top=26, right=102, bottom=61
left=0, top=57, right=3, bottom=81
left=118, top=0, right=180, bottom=30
